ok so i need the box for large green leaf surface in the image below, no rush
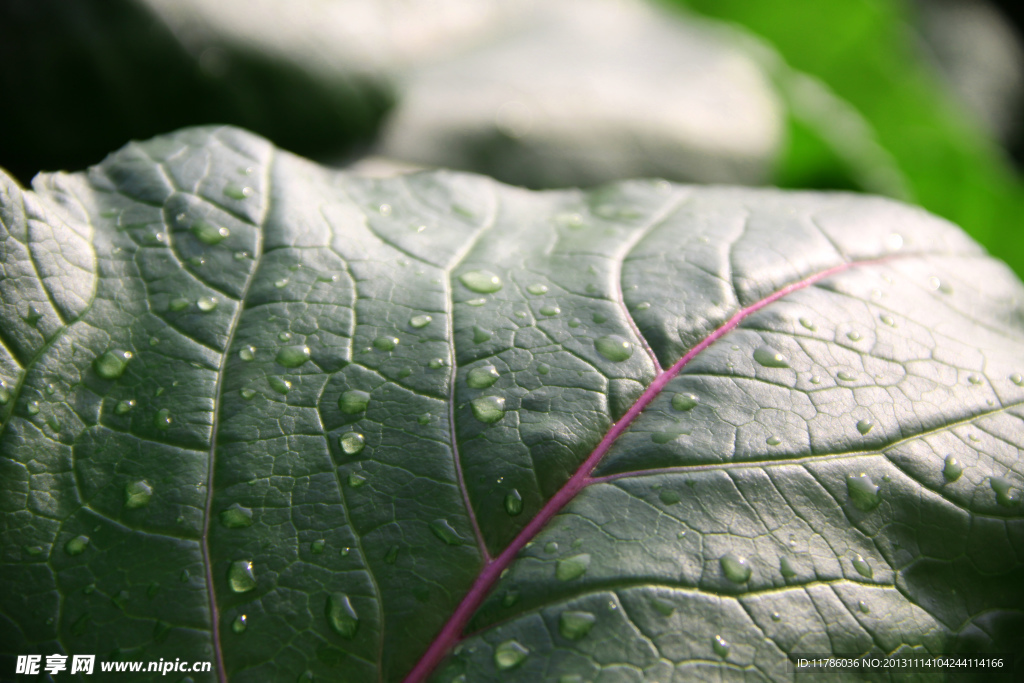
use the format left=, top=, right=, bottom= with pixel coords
left=1, top=128, right=1023, bottom=682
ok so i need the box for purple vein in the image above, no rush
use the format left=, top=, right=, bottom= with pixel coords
left=403, top=256, right=885, bottom=683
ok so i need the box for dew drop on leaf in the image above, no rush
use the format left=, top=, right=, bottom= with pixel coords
left=154, top=408, right=172, bottom=430
left=556, top=553, right=591, bottom=581
left=766, top=436, right=782, bottom=446
left=1011, top=373, right=1023, bottom=386
left=753, top=346, right=789, bottom=368
left=467, top=365, right=500, bottom=389
left=227, top=560, right=257, bottom=593
left=276, top=345, right=311, bottom=368
left=559, top=611, right=596, bottom=641
left=472, top=326, right=492, bottom=343
left=268, top=377, right=291, bottom=395
left=340, top=432, right=365, bottom=455
left=239, top=346, right=256, bottom=361
left=942, top=455, right=963, bottom=482
left=771, top=612, right=782, bottom=622
left=459, top=269, right=503, bottom=293
left=545, top=541, right=559, bottom=554
left=94, top=350, right=133, bottom=380
left=278, top=331, right=292, bottom=342
left=847, top=473, right=881, bottom=511
left=798, top=317, right=816, bottom=331
left=326, top=593, right=359, bottom=639
left=493, top=640, right=529, bottom=670
left=537, top=363, right=549, bottom=375
left=197, top=296, right=218, bottom=312
left=720, top=552, right=751, bottom=583
left=348, top=472, right=367, bottom=488
left=240, top=388, right=256, bottom=400
left=26, top=401, right=40, bottom=416
left=504, top=489, right=523, bottom=516
left=858, top=601, right=870, bottom=614
left=991, top=476, right=1020, bottom=507
left=857, top=419, right=874, bottom=435
left=124, top=480, right=153, bottom=509
left=409, top=314, right=432, bottom=329
left=837, top=371, right=857, bottom=381
left=540, top=305, right=560, bottom=316
left=223, top=185, right=253, bottom=200
left=713, top=634, right=730, bottom=658
left=595, top=335, right=633, bottom=362
left=428, top=519, right=463, bottom=546
left=651, top=597, right=674, bottom=616
left=191, top=222, right=230, bottom=245
left=847, top=331, right=862, bottom=341
left=658, top=489, right=680, bottom=505
left=880, top=315, right=896, bottom=327
left=471, top=396, right=505, bottom=423
left=310, top=540, right=325, bottom=554
left=852, top=553, right=873, bottom=578
left=64, top=535, right=90, bottom=556
left=593, top=312, right=607, bottom=324
left=114, top=399, right=135, bottom=415
left=428, top=358, right=446, bottom=369
left=169, top=297, right=190, bottom=312
left=780, top=555, right=797, bottom=579
left=232, top=614, right=248, bottom=634
left=220, top=503, right=253, bottom=529
left=671, top=393, right=699, bottom=411
left=373, top=336, right=399, bottom=351
left=339, top=390, right=370, bottom=414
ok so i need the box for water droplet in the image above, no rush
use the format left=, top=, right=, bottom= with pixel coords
left=771, top=612, right=782, bottom=622
left=847, top=331, right=862, bottom=342
left=25, top=401, right=40, bottom=416
left=154, top=408, right=172, bottom=430
left=409, top=315, right=432, bottom=329
left=504, top=489, right=523, bottom=516
left=224, top=185, right=253, bottom=200
left=348, top=472, right=367, bottom=488
left=556, top=553, right=591, bottom=581
left=0, top=385, right=9, bottom=406
left=968, top=373, right=983, bottom=385
left=847, top=473, right=881, bottom=511
left=857, top=419, right=874, bottom=435
left=720, top=552, right=751, bottom=583
left=467, top=298, right=487, bottom=307
left=713, top=634, right=730, bottom=659
left=650, top=597, right=674, bottom=616
left=227, top=560, right=257, bottom=593
left=559, top=611, right=596, bottom=641
left=428, top=358, right=446, bottom=369
left=268, top=377, right=291, bottom=395
left=239, top=346, right=256, bottom=362
left=124, top=480, right=153, bottom=509
left=472, top=326, right=492, bottom=343
left=501, top=590, right=519, bottom=607
left=659, top=489, right=680, bottom=505
left=278, top=331, right=292, bottom=342
left=24, top=545, right=44, bottom=556
left=852, top=553, right=873, bottom=578
left=545, top=541, right=559, bottom=554
left=384, top=545, right=399, bottom=564
left=766, top=436, right=782, bottom=446
left=471, top=396, right=505, bottom=423
left=428, top=519, right=462, bottom=546
left=311, top=539, right=325, bottom=554
left=340, top=432, right=365, bottom=455
left=754, top=346, right=789, bottom=368
left=232, top=615, right=248, bottom=634
left=378, top=203, right=392, bottom=217
left=991, top=476, right=1020, bottom=507
left=220, top=503, right=253, bottom=528
left=276, top=345, right=311, bottom=368
left=494, top=640, right=529, bottom=670
left=595, top=335, right=633, bottom=362
left=180, top=569, right=190, bottom=582
left=197, top=296, right=218, bottom=312
left=942, top=455, right=963, bottom=482
left=326, top=593, right=359, bottom=639
left=114, top=399, right=136, bottom=415
left=537, top=363, right=550, bottom=375
left=339, top=390, right=370, bottom=414
left=94, top=350, right=133, bottom=380
left=799, top=317, right=816, bottom=331
left=274, top=278, right=289, bottom=289
left=64, top=535, right=90, bottom=556
left=234, top=251, right=249, bottom=261
left=592, top=313, right=608, bottom=324
left=858, top=601, right=870, bottom=614
left=671, top=393, right=699, bottom=411
left=522, top=283, right=547, bottom=296
left=837, top=371, right=857, bottom=381
left=779, top=555, right=797, bottom=579
left=539, top=305, right=560, bottom=317
left=880, top=315, right=896, bottom=327
left=373, top=336, right=399, bottom=352
left=459, top=270, right=503, bottom=294
left=191, top=221, right=230, bottom=245
left=23, top=305, right=43, bottom=326
left=169, top=297, right=190, bottom=312
left=240, top=388, right=256, bottom=400
left=635, top=302, right=651, bottom=311
left=467, top=365, right=500, bottom=389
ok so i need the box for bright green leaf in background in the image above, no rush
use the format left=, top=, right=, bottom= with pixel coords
left=1, top=128, right=1022, bottom=681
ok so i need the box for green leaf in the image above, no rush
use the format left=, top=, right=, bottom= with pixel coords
left=1, top=127, right=1023, bottom=682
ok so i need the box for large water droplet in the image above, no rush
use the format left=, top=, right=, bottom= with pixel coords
left=94, top=350, right=133, bottom=380
left=459, top=270, right=503, bottom=293
left=428, top=519, right=463, bottom=546
left=559, top=611, right=596, bottom=641
left=124, top=480, right=153, bottom=509
left=197, top=296, right=218, bottom=312
left=493, top=640, right=529, bottom=670
left=471, top=396, right=505, bottom=423
left=65, top=535, right=90, bottom=556
left=326, top=593, right=359, bottom=639
left=991, top=476, right=1020, bottom=507
left=339, top=390, right=370, bottom=414
left=191, top=222, right=230, bottom=245
left=1010, top=373, right=1023, bottom=386
left=276, top=345, right=311, bottom=368
left=527, top=284, right=548, bottom=295
left=856, top=419, right=874, bottom=435
left=713, top=634, right=730, bottom=658
left=472, top=326, right=492, bottom=343
left=556, top=553, right=591, bottom=581
left=409, top=314, right=432, bottom=329
left=504, top=489, right=523, bottom=516
left=467, top=365, right=500, bottom=389
left=239, top=346, right=256, bottom=362
left=232, top=614, right=248, bottom=634
left=942, top=455, right=963, bottom=482
left=228, top=560, right=257, bottom=593
left=754, top=346, right=789, bottom=368
left=268, top=377, right=291, bottom=395
left=595, top=335, right=633, bottom=362
left=766, top=435, right=782, bottom=446
left=847, top=473, right=881, bottom=511
left=671, top=393, right=699, bottom=411
left=154, top=408, right=172, bottom=430
left=720, top=552, right=751, bottom=583
left=540, top=305, right=560, bottom=317
left=220, top=503, right=253, bottom=528
left=340, top=432, right=365, bottom=455
left=852, top=553, right=873, bottom=578
left=373, top=336, right=399, bottom=352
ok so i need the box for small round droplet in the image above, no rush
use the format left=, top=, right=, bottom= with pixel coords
left=94, top=350, right=133, bottom=380
left=114, top=399, right=135, bottom=415
left=378, top=203, right=392, bottom=217
left=268, top=377, right=291, bottom=395
left=847, top=331, right=862, bottom=342
left=545, top=541, right=559, bottom=554
left=991, top=476, right=1020, bottom=507
left=169, top=297, right=190, bottom=312
left=539, top=305, right=560, bottom=316
left=240, top=388, right=256, bottom=400
left=274, top=278, right=289, bottom=289
left=467, top=298, right=487, bottom=307
left=220, top=503, right=253, bottom=528
left=635, top=302, right=651, bottom=311
left=1010, top=373, right=1023, bottom=386
left=504, top=489, right=523, bottom=516
left=428, top=519, right=463, bottom=546
left=459, top=270, right=503, bottom=294
left=537, top=363, right=550, bottom=375
left=713, top=634, right=730, bottom=659
left=227, top=560, right=257, bottom=593
left=880, top=315, right=896, bottom=327
left=799, top=317, right=816, bottom=331
left=409, top=314, right=432, bottom=329
left=847, top=473, right=881, bottom=511
left=857, top=419, right=874, bottom=435
left=595, top=335, right=633, bottom=362
left=593, top=313, right=607, bottom=324
left=276, top=345, right=311, bottom=368
left=310, top=539, right=325, bottom=554
left=191, top=222, right=230, bottom=245
left=340, top=432, right=365, bottom=455
left=339, top=390, right=370, bottom=414
left=239, top=346, right=256, bottom=362
left=658, top=489, right=680, bottom=505
left=766, top=436, right=782, bottom=446
left=417, top=413, right=430, bottom=425
left=651, top=597, right=674, bottom=617
left=671, top=393, right=698, bottom=411
left=780, top=555, right=796, bottom=579
left=720, top=552, right=751, bottom=583
left=471, top=396, right=505, bottom=423
left=852, top=553, right=873, bottom=578
left=124, top=480, right=153, bottom=510
left=942, top=455, right=963, bottom=482
left=223, top=185, right=253, bottom=200
left=197, top=296, right=218, bottom=312
left=556, top=553, right=591, bottom=581
left=527, top=283, right=548, bottom=295
left=754, top=346, right=789, bottom=368
left=278, top=331, right=292, bottom=342
left=232, top=615, right=248, bottom=634
left=968, top=373, right=983, bottom=385
left=837, top=371, right=857, bottom=381
left=472, top=326, right=492, bottom=343
left=64, top=535, right=90, bottom=556
left=559, top=611, right=596, bottom=641
left=858, top=601, right=870, bottom=614
left=154, top=408, right=172, bottom=430
left=493, top=640, right=530, bottom=671
left=771, top=612, right=782, bottom=622
left=373, top=336, right=399, bottom=351
left=326, top=593, right=359, bottom=638
left=26, top=401, right=40, bottom=416
left=467, top=365, right=500, bottom=389
left=0, top=384, right=9, bottom=406
left=428, top=358, right=446, bottom=369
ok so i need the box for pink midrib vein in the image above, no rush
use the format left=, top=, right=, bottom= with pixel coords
left=403, top=258, right=875, bottom=683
